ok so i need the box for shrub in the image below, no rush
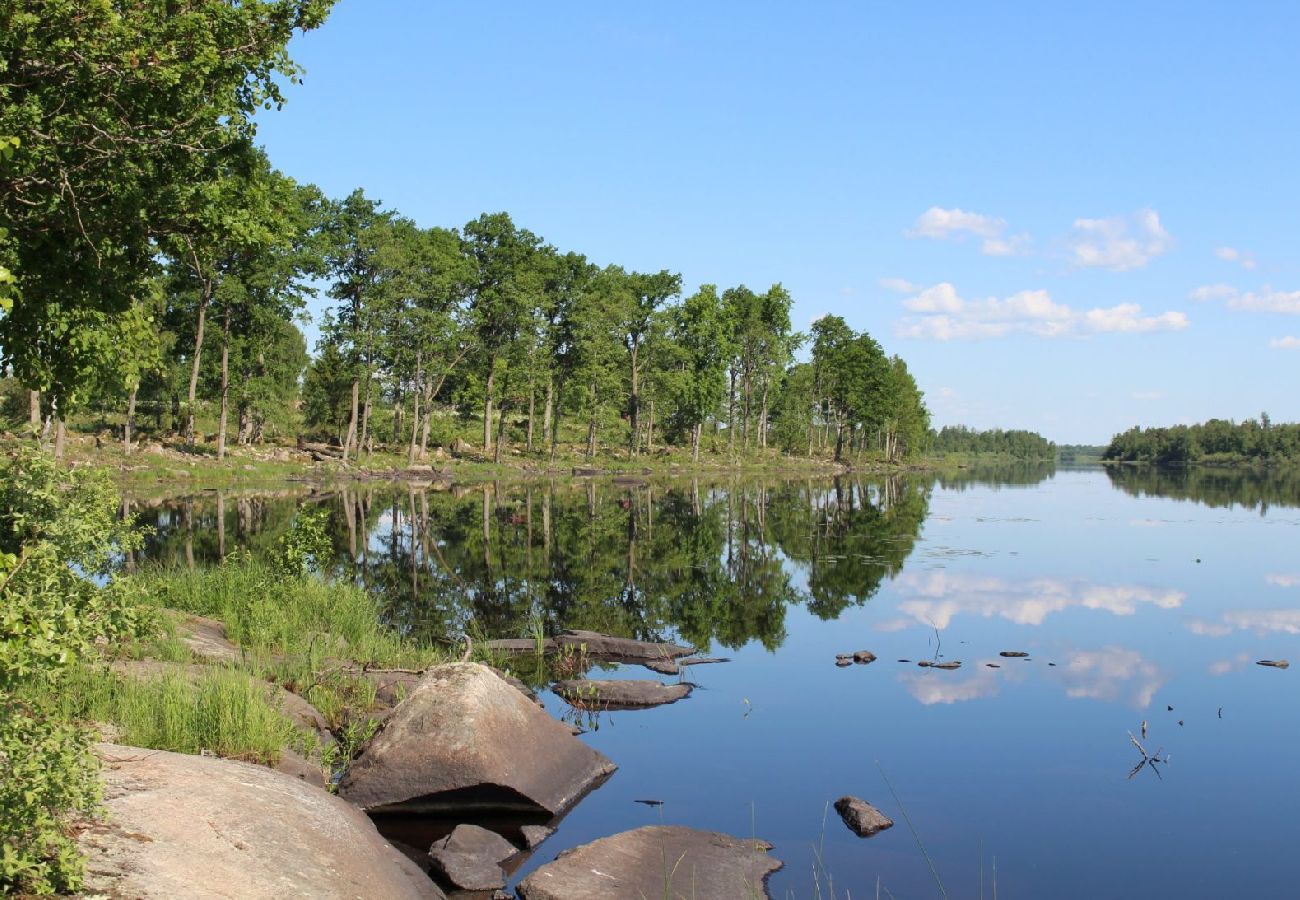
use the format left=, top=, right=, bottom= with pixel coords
left=0, top=448, right=146, bottom=894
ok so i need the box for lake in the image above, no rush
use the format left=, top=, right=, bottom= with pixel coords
left=125, top=464, right=1300, bottom=898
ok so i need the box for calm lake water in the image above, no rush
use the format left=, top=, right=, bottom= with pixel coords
left=126, top=465, right=1300, bottom=898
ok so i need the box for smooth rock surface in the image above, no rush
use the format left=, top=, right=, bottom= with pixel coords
left=553, top=678, right=693, bottom=709
left=520, top=824, right=556, bottom=849
left=834, top=795, right=894, bottom=837
left=80, top=744, right=443, bottom=899
left=555, top=629, right=694, bottom=662
left=516, top=825, right=781, bottom=899
left=428, top=824, right=516, bottom=891
left=338, top=663, right=615, bottom=816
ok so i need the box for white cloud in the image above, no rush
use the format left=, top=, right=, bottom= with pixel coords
left=889, top=572, right=1185, bottom=630
left=1186, top=605, right=1300, bottom=637
left=907, top=207, right=1029, bottom=257
left=1266, top=574, right=1300, bottom=587
left=1215, top=246, right=1257, bottom=270
left=1189, top=283, right=1237, bottom=302
left=1068, top=208, right=1171, bottom=271
left=1193, top=284, right=1300, bottom=314
left=1209, top=653, right=1252, bottom=676
left=1269, top=336, right=1300, bottom=350
left=1131, top=391, right=1166, bottom=402
left=901, top=666, right=1003, bottom=706
left=879, top=277, right=919, bottom=294
left=1186, top=618, right=1233, bottom=637
left=896, top=282, right=1188, bottom=341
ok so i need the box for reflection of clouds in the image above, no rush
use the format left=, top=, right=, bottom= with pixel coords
left=1187, top=608, right=1300, bottom=637
left=889, top=572, right=1185, bottom=629
left=1266, top=574, right=1300, bottom=588
left=1058, top=646, right=1164, bottom=709
left=1209, top=653, right=1252, bottom=676
left=901, top=665, right=1002, bottom=706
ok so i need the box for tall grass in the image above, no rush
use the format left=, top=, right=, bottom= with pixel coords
left=43, top=666, right=306, bottom=765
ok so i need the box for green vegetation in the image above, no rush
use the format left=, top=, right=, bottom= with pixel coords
left=928, top=425, right=1056, bottom=460
left=1104, top=414, right=1300, bottom=465
left=1057, top=444, right=1106, bottom=464
left=0, top=449, right=148, bottom=894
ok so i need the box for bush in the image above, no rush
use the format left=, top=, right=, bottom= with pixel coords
left=0, top=448, right=146, bottom=894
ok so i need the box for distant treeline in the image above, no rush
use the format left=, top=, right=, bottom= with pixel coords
left=1103, top=415, right=1300, bottom=465
left=929, top=426, right=1056, bottom=460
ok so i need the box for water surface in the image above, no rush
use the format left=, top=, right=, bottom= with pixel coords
left=128, top=465, right=1300, bottom=898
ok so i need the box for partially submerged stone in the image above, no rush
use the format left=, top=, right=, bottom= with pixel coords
left=834, top=796, right=894, bottom=837
left=81, top=744, right=442, bottom=899
left=553, top=679, right=692, bottom=710
left=853, top=650, right=877, bottom=663
left=520, top=824, right=556, bottom=849
left=555, top=629, right=694, bottom=663
left=428, top=824, right=516, bottom=891
left=339, top=663, right=615, bottom=817
left=516, top=825, right=781, bottom=900
left=999, top=650, right=1030, bottom=658
left=1258, top=659, right=1290, bottom=669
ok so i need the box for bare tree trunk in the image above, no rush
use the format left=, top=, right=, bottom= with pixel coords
left=217, top=304, right=231, bottom=460
left=742, top=372, right=752, bottom=451
left=759, top=383, right=770, bottom=449
left=124, top=385, right=137, bottom=454
left=408, top=353, right=422, bottom=466
left=54, top=415, right=66, bottom=459
left=693, top=422, right=702, bottom=462
left=482, top=362, right=496, bottom=453
left=628, top=347, right=640, bottom=456
left=494, top=399, right=507, bottom=464
left=727, top=369, right=737, bottom=455
left=185, top=280, right=211, bottom=446
left=647, top=398, right=655, bottom=453
left=526, top=385, right=535, bottom=452
left=28, top=390, right=40, bottom=432
left=359, top=346, right=373, bottom=459
left=343, top=376, right=359, bottom=461
left=543, top=376, right=553, bottom=459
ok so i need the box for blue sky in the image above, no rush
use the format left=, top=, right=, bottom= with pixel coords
left=255, top=1, right=1300, bottom=444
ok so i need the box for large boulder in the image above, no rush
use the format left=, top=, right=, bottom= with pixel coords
left=79, top=744, right=442, bottom=900
left=516, top=825, right=782, bottom=899
left=338, top=663, right=615, bottom=816
left=553, top=679, right=693, bottom=710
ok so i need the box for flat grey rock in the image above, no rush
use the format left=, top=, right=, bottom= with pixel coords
left=520, top=824, right=555, bottom=849
left=555, top=629, right=694, bottom=663
left=516, top=825, right=781, bottom=899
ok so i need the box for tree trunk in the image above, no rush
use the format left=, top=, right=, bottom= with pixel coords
left=742, top=372, right=752, bottom=451
left=28, top=390, right=40, bottom=432
left=124, top=385, right=137, bottom=454
left=408, top=354, right=422, bottom=466
left=543, top=376, right=554, bottom=459
left=217, top=304, right=231, bottom=460
left=692, top=422, right=702, bottom=462
left=494, top=399, right=507, bottom=464
left=628, top=346, right=640, bottom=456
left=834, top=422, right=845, bottom=462
left=53, top=416, right=66, bottom=459
left=526, top=384, right=535, bottom=452
left=343, top=376, right=359, bottom=462
left=359, top=346, right=373, bottom=459
left=727, top=369, right=737, bottom=454
left=647, top=398, right=655, bottom=453
left=185, top=280, right=211, bottom=445
left=759, top=383, right=770, bottom=449
left=482, top=361, right=496, bottom=453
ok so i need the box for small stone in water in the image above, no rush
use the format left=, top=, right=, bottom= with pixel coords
left=835, top=658, right=853, bottom=667
left=986, top=663, right=1001, bottom=668
left=932, top=661, right=962, bottom=670
left=853, top=650, right=877, bottom=664
left=1257, top=659, right=1290, bottom=669
left=999, top=651, right=1029, bottom=658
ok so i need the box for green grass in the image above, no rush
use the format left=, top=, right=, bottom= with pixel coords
left=42, top=665, right=307, bottom=765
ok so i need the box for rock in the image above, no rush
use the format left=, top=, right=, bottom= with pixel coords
left=835, top=653, right=853, bottom=661
left=852, top=650, right=877, bottom=663
left=516, top=825, right=781, bottom=900
left=834, top=796, right=894, bottom=837
left=680, top=656, right=729, bottom=668
left=611, top=476, right=648, bottom=487
left=338, top=663, right=615, bottom=817
left=999, top=650, right=1030, bottom=658
left=917, top=660, right=933, bottom=667
left=571, top=467, right=601, bottom=476
left=275, top=748, right=327, bottom=790
left=173, top=612, right=241, bottom=663
left=520, top=824, right=555, bottom=849
left=555, top=629, right=693, bottom=663
left=553, top=679, right=692, bottom=710
left=1258, top=659, right=1290, bottom=669
left=484, top=637, right=558, bottom=655
left=428, top=824, right=516, bottom=891
left=643, top=658, right=680, bottom=675
left=80, top=744, right=443, bottom=899
left=931, top=661, right=962, bottom=670
left=835, top=658, right=853, bottom=667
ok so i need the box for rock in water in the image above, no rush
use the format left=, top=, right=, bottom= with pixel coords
left=516, top=825, right=782, bottom=899
left=428, top=824, right=516, bottom=891
left=999, top=650, right=1030, bottom=658
left=834, top=796, right=894, bottom=837
left=339, top=663, right=615, bottom=817
left=520, top=824, right=556, bottom=849
left=1257, top=659, right=1290, bottom=669
left=79, top=744, right=443, bottom=900
left=554, top=629, right=694, bottom=663
left=853, top=650, right=877, bottom=663
left=552, top=679, right=693, bottom=709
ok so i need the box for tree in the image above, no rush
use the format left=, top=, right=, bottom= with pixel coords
left=0, top=0, right=336, bottom=410
left=608, top=268, right=680, bottom=455
left=670, top=284, right=728, bottom=459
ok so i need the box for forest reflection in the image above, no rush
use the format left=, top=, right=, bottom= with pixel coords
left=126, top=472, right=961, bottom=652
left=1105, top=464, right=1300, bottom=512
